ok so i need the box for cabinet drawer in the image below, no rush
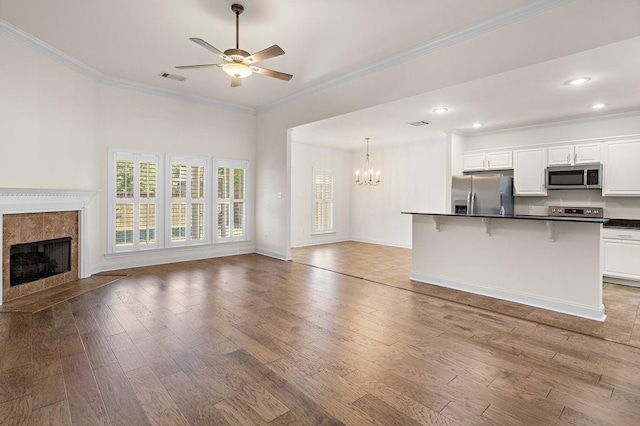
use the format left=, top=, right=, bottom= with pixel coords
left=602, top=228, right=640, bottom=241
left=603, top=240, right=640, bottom=280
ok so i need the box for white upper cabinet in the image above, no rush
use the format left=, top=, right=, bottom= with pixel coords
left=462, top=153, right=487, bottom=171
left=487, top=151, right=513, bottom=170
left=463, top=151, right=512, bottom=171
left=547, top=143, right=600, bottom=166
left=603, top=139, right=640, bottom=196
left=513, top=148, right=547, bottom=196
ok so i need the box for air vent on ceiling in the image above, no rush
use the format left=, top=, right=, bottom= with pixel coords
left=408, top=120, right=431, bottom=127
left=159, top=72, right=186, bottom=82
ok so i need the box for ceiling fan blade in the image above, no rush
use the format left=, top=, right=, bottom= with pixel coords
left=175, top=64, right=223, bottom=69
left=231, top=76, right=242, bottom=87
left=189, top=38, right=228, bottom=60
left=243, top=45, right=285, bottom=65
left=250, top=66, right=293, bottom=81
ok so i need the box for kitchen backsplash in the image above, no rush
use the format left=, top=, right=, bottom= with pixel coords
left=515, top=190, right=640, bottom=219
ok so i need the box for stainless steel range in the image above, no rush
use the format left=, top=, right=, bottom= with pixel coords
left=547, top=205, right=603, bottom=218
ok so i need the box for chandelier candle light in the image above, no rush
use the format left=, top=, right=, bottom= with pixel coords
left=355, top=137, right=381, bottom=186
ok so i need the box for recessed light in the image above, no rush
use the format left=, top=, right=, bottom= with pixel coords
left=565, top=77, right=591, bottom=86
left=472, top=122, right=483, bottom=128
left=590, top=103, right=606, bottom=110
left=432, top=107, right=448, bottom=114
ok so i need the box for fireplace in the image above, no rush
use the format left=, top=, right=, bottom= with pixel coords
left=10, top=237, right=72, bottom=286
left=0, top=188, right=97, bottom=304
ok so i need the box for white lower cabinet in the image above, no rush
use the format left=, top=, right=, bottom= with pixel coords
left=603, top=228, right=640, bottom=283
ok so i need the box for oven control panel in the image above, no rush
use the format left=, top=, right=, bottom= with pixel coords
left=548, top=206, right=603, bottom=218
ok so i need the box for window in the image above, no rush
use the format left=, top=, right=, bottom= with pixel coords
left=313, top=168, right=334, bottom=233
left=217, top=160, right=247, bottom=241
left=111, top=152, right=159, bottom=251
left=109, top=152, right=248, bottom=254
left=170, top=157, right=208, bottom=245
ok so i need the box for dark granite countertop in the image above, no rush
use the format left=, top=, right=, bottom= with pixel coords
left=604, top=219, right=640, bottom=229
left=401, top=212, right=609, bottom=224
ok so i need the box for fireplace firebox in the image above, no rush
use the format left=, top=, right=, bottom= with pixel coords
left=10, top=237, right=72, bottom=286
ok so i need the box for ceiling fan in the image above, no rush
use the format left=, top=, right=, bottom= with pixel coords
left=176, top=3, right=292, bottom=87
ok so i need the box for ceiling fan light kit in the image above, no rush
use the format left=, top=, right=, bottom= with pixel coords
left=176, top=3, right=292, bottom=87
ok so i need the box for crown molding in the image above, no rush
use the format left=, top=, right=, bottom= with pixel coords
left=0, top=19, right=255, bottom=116
left=464, top=110, right=640, bottom=138
left=1, top=0, right=574, bottom=117
left=256, top=0, right=575, bottom=114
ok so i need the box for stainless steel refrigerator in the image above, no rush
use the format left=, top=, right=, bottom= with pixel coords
left=451, top=174, right=514, bottom=215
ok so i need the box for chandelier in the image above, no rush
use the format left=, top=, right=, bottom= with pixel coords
left=355, top=137, right=380, bottom=186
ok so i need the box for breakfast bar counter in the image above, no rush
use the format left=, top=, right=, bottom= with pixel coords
left=402, top=212, right=609, bottom=321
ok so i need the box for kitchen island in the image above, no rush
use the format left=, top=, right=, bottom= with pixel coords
left=402, top=212, right=609, bottom=321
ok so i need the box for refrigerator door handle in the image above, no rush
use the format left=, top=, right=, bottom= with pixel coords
left=466, top=191, right=472, bottom=215
left=470, top=191, right=476, bottom=215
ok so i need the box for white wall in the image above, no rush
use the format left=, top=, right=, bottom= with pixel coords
left=290, top=142, right=351, bottom=247
left=468, top=113, right=640, bottom=151
left=349, top=139, right=448, bottom=248
left=0, top=34, right=257, bottom=274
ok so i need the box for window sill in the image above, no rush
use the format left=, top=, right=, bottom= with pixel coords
left=105, top=239, right=251, bottom=258
left=311, top=231, right=336, bottom=236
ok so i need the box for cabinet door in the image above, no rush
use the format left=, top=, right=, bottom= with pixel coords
left=548, top=145, right=573, bottom=166
left=575, top=143, right=600, bottom=164
left=487, top=151, right=512, bottom=170
left=463, top=153, right=486, bottom=171
left=513, top=148, right=547, bottom=196
left=603, top=240, right=640, bottom=281
left=603, top=139, right=640, bottom=196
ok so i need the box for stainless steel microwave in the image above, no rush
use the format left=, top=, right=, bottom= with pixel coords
left=546, top=163, right=602, bottom=189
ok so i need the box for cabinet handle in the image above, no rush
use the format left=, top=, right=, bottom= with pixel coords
left=567, top=154, right=570, bottom=163
left=617, top=234, right=634, bottom=239
left=487, top=160, right=490, bottom=169
left=574, top=152, right=577, bottom=163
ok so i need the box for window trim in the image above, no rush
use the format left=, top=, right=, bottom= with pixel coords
left=215, top=159, right=249, bottom=243
left=108, top=152, right=249, bottom=254
left=167, top=156, right=212, bottom=247
left=312, top=167, right=335, bottom=234
left=108, top=150, right=163, bottom=253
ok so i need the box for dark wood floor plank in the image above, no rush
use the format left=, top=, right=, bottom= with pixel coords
left=352, top=393, right=423, bottom=426
left=81, top=330, right=118, bottom=370
left=31, top=373, right=65, bottom=410
left=0, top=365, right=32, bottom=405
left=133, top=335, right=181, bottom=378
left=30, top=400, right=72, bottom=425
left=234, top=382, right=290, bottom=422
left=60, top=352, right=109, bottom=425
left=126, top=365, right=189, bottom=425
left=0, top=394, right=31, bottom=425
left=93, top=362, right=150, bottom=426
left=106, top=332, right=148, bottom=372
left=160, top=370, right=230, bottom=426
left=2, top=243, right=640, bottom=425
left=214, top=395, right=269, bottom=425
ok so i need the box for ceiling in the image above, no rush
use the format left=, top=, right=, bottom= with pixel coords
left=1, top=1, right=639, bottom=148
left=293, top=36, right=640, bottom=150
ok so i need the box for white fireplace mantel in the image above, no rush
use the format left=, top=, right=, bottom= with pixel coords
left=0, top=188, right=99, bottom=304
left=0, top=188, right=98, bottom=213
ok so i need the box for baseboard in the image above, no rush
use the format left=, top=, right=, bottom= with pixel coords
left=410, top=272, right=606, bottom=322
left=291, top=236, right=351, bottom=248
left=90, top=246, right=255, bottom=275
left=255, top=248, right=292, bottom=261
left=350, top=237, right=412, bottom=249
left=604, top=275, right=640, bottom=288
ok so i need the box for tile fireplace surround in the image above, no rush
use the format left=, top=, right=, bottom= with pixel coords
left=0, top=188, right=97, bottom=304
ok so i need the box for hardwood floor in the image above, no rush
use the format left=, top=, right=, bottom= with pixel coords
left=292, top=241, right=640, bottom=348
left=0, top=249, right=640, bottom=424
